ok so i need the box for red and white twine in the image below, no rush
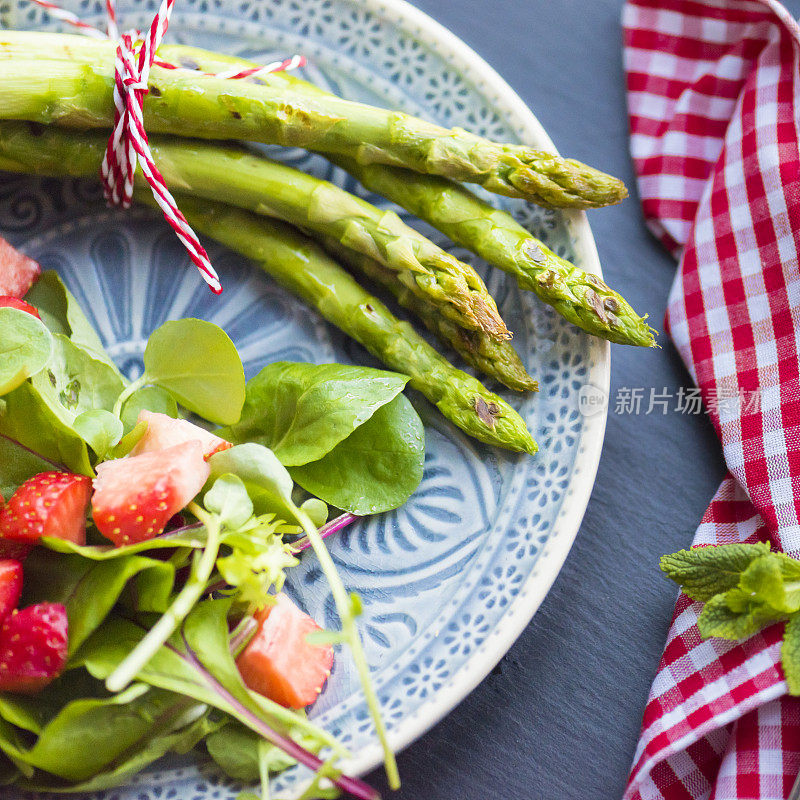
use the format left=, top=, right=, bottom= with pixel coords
left=29, top=0, right=306, bottom=294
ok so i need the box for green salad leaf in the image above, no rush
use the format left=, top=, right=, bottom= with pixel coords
left=218, top=361, right=408, bottom=466
left=72, top=409, right=124, bottom=459
left=0, top=669, right=104, bottom=736
left=0, top=433, right=56, bottom=499
left=31, top=333, right=125, bottom=423
left=22, top=548, right=176, bottom=657
left=142, top=318, right=245, bottom=425
left=0, top=382, right=92, bottom=474
left=40, top=527, right=208, bottom=560
left=208, top=443, right=296, bottom=519
left=0, top=683, right=195, bottom=782
left=204, top=473, right=254, bottom=530
left=111, top=419, right=148, bottom=458
left=206, top=722, right=294, bottom=783
left=0, top=307, right=53, bottom=396
left=292, top=393, right=425, bottom=514
left=24, top=271, right=113, bottom=365
left=119, top=384, right=178, bottom=431
left=299, top=497, right=328, bottom=528
left=18, top=707, right=218, bottom=794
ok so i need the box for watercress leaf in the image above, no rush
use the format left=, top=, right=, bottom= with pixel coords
left=0, top=433, right=56, bottom=498
left=143, top=319, right=245, bottom=425
left=300, top=497, right=328, bottom=528
left=18, top=705, right=215, bottom=793
left=31, top=333, right=125, bottom=424
left=0, top=307, right=53, bottom=396
left=783, top=614, right=800, bottom=695
left=291, top=393, right=424, bottom=514
left=217, top=362, right=409, bottom=466
left=0, top=714, right=35, bottom=778
left=659, top=542, right=772, bottom=602
left=22, top=548, right=176, bottom=656
left=208, top=443, right=296, bottom=520
left=120, top=384, right=178, bottom=432
left=206, top=722, right=293, bottom=783
left=205, top=474, right=254, bottom=530
left=112, top=419, right=148, bottom=458
left=1, top=684, right=187, bottom=782
left=0, top=669, right=108, bottom=736
left=0, top=382, right=92, bottom=474
left=24, top=271, right=113, bottom=366
left=73, top=409, right=123, bottom=459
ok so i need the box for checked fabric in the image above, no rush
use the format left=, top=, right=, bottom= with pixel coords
left=623, top=1, right=800, bottom=798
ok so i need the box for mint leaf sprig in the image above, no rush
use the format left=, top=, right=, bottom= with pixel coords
left=661, top=543, right=800, bottom=693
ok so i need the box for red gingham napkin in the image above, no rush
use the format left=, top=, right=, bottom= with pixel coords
left=623, top=1, right=800, bottom=797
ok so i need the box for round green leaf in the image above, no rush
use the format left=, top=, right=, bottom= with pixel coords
left=73, top=409, right=124, bottom=459
left=0, top=307, right=53, bottom=396
left=120, top=385, right=179, bottom=431
left=143, top=319, right=245, bottom=425
left=290, top=393, right=424, bottom=514
left=217, top=362, right=409, bottom=466
left=299, top=497, right=328, bottom=528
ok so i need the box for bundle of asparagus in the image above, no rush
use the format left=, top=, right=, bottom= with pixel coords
left=0, top=30, right=656, bottom=455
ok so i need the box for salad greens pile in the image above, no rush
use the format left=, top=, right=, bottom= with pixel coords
left=0, top=270, right=426, bottom=798
left=661, top=542, right=800, bottom=694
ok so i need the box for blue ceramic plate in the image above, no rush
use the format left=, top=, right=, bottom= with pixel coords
left=1, top=0, right=610, bottom=796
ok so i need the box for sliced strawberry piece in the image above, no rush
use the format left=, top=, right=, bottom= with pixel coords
left=128, top=410, right=233, bottom=460
left=0, top=238, right=40, bottom=299
left=0, top=472, right=91, bottom=546
left=0, top=296, right=40, bottom=319
left=92, top=441, right=210, bottom=546
left=0, top=561, right=22, bottom=622
left=236, top=593, right=334, bottom=709
left=0, top=603, right=68, bottom=693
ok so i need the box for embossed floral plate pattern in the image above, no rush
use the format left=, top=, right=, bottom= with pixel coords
left=0, top=0, right=610, bottom=796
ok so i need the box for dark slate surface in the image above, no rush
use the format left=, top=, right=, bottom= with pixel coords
left=366, top=0, right=800, bottom=797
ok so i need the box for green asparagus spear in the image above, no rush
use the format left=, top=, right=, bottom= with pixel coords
left=0, top=121, right=509, bottom=340
left=318, top=237, right=538, bottom=392
left=102, top=40, right=654, bottom=348
left=331, top=157, right=656, bottom=347
left=11, top=125, right=505, bottom=337
left=147, top=193, right=539, bottom=454
left=0, top=31, right=626, bottom=208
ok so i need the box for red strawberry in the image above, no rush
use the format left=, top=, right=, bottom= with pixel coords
left=0, top=561, right=22, bottom=622
left=128, top=411, right=233, bottom=460
left=236, top=593, right=334, bottom=709
left=0, top=238, right=40, bottom=299
left=0, top=603, right=68, bottom=693
left=0, top=296, right=40, bottom=319
left=92, top=441, right=210, bottom=546
left=0, top=472, right=91, bottom=546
